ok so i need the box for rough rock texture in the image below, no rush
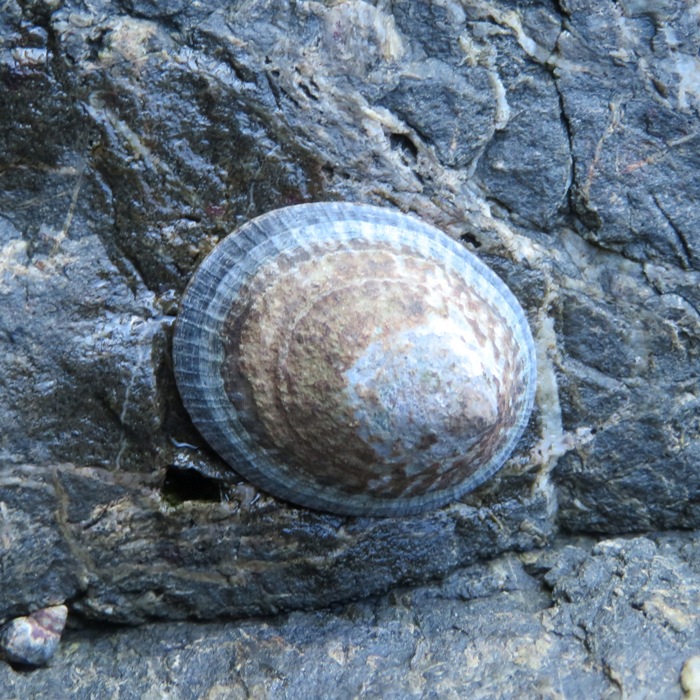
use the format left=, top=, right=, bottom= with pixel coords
left=1, top=0, right=700, bottom=694
left=2, top=535, right=700, bottom=698
left=0, top=463, right=549, bottom=624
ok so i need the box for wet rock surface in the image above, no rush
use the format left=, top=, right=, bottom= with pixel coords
left=1, top=464, right=550, bottom=624
left=1, top=0, right=700, bottom=694
left=2, top=535, right=699, bottom=698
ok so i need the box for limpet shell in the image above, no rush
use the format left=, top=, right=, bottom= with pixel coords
left=173, top=203, right=536, bottom=516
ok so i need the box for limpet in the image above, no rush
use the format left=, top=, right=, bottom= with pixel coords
left=173, top=203, right=536, bottom=516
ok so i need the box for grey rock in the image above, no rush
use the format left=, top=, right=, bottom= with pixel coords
left=557, top=0, right=700, bottom=268
left=476, top=73, right=572, bottom=227
left=0, top=536, right=697, bottom=697
left=0, top=464, right=551, bottom=624
left=379, top=58, right=498, bottom=168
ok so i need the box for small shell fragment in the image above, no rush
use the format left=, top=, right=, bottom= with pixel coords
left=0, top=604, right=68, bottom=667
left=174, top=203, right=537, bottom=516
left=681, top=655, right=700, bottom=698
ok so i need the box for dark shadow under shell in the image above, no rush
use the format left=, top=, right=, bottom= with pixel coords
left=173, top=203, right=537, bottom=516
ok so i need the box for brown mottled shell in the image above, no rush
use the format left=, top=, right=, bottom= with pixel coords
left=173, top=203, right=536, bottom=516
left=0, top=605, right=67, bottom=667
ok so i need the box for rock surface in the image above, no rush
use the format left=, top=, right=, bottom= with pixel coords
left=1, top=535, right=699, bottom=697
left=1, top=0, right=700, bottom=694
